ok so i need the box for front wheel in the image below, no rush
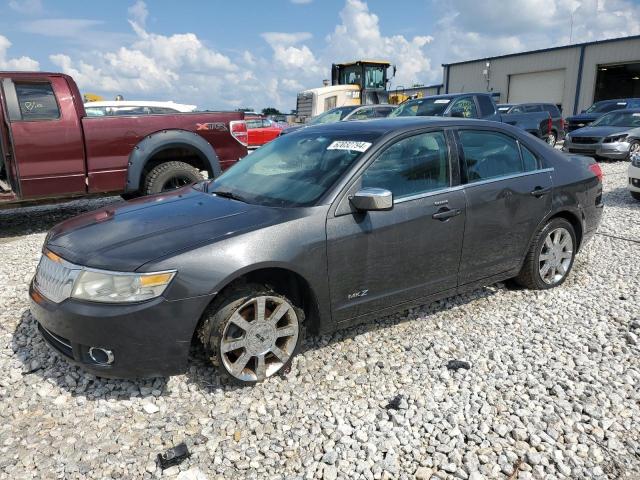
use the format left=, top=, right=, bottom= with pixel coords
left=199, top=284, right=304, bottom=384
left=143, top=161, right=203, bottom=195
left=627, top=140, right=640, bottom=161
left=515, top=218, right=576, bottom=289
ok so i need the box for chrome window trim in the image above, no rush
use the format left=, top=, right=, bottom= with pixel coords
left=394, top=167, right=554, bottom=205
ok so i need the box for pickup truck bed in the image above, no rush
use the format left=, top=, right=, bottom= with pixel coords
left=0, top=72, right=248, bottom=207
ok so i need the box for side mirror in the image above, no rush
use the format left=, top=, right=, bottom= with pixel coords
left=450, top=110, right=465, bottom=118
left=350, top=188, right=393, bottom=211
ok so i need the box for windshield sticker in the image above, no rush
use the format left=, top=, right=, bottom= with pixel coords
left=327, top=141, right=372, bottom=152
left=633, top=113, right=640, bottom=117
left=617, top=102, right=627, bottom=105
left=434, top=99, right=451, bottom=104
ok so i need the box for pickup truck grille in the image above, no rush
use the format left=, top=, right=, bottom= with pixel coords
left=34, top=253, right=79, bottom=303
left=296, top=93, right=313, bottom=121
left=571, top=136, right=600, bottom=144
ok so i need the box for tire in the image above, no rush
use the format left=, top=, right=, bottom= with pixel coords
left=546, top=131, right=557, bottom=147
left=143, top=161, right=203, bottom=196
left=631, top=191, right=640, bottom=201
left=627, top=140, right=640, bottom=161
left=198, top=283, right=305, bottom=385
left=515, top=218, right=576, bottom=290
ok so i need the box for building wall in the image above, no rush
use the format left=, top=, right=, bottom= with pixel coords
left=579, top=37, right=640, bottom=110
left=444, top=37, right=640, bottom=116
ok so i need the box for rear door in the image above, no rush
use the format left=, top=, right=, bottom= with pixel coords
left=326, top=129, right=466, bottom=323
left=455, top=128, right=552, bottom=284
left=2, top=76, right=85, bottom=199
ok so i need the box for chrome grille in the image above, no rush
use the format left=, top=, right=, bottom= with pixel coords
left=34, top=254, right=79, bottom=303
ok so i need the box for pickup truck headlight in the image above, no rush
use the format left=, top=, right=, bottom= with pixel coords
left=603, top=134, right=629, bottom=143
left=71, top=269, right=175, bottom=303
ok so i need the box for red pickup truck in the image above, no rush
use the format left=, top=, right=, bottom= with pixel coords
left=0, top=72, right=248, bottom=207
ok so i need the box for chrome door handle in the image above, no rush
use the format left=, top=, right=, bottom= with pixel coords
left=432, top=207, right=462, bottom=221
left=530, top=186, right=551, bottom=197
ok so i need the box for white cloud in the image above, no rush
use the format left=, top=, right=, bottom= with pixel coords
left=0, top=35, right=39, bottom=70
left=290, top=0, right=312, bottom=3
left=261, top=32, right=312, bottom=45
left=128, top=0, right=148, bottom=27
left=8, top=0, right=43, bottom=14
left=21, top=19, right=105, bottom=37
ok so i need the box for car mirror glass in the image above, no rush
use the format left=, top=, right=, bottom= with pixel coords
left=350, top=188, right=393, bottom=211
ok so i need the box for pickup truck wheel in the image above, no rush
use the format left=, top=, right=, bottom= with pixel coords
left=546, top=132, right=557, bottom=147
left=198, top=283, right=305, bottom=385
left=143, top=161, right=203, bottom=195
left=514, top=218, right=576, bottom=290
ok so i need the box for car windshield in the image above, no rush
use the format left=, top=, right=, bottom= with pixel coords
left=586, top=101, right=627, bottom=114
left=591, top=111, right=640, bottom=127
left=207, top=131, right=379, bottom=207
left=308, top=106, right=358, bottom=125
left=389, top=98, right=450, bottom=117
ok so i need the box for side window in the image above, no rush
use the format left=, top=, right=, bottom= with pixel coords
left=449, top=97, right=478, bottom=118
left=14, top=82, right=60, bottom=120
left=151, top=107, right=179, bottom=114
left=542, top=104, right=560, bottom=116
left=459, top=130, right=523, bottom=182
left=476, top=95, right=496, bottom=116
left=520, top=144, right=539, bottom=172
left=522, top=104, right=542, bottom=113
left=348, top=108, right=375, bottom=121
left=361, top=131, right=450, bottom=199
left=246, top=119, right=262, bottom=129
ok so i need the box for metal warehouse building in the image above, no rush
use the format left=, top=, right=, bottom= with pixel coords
left=442, top=35, right=640, bottom=115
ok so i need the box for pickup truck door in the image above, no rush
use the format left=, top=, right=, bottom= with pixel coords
left=2, top=76, right=85, bottom=199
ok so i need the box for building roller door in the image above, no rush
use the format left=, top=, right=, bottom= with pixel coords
left=508, top=69, right=565, bottom=106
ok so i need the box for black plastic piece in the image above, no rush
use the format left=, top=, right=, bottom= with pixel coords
left=157, top=442, right=191, bottom=470
left=447, top=360, right=471, bottom=371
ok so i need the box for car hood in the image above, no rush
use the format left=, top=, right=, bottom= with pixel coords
left=569, top=126, right=632, bottom=137
left=46, top=186, right=288, bottom=271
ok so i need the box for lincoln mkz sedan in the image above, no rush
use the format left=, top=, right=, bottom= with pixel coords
left=30, top=118, right=604, bottom=384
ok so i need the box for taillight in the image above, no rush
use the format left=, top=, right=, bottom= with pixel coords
left=589, top=163, right=603, bottom=182
left=229, top=120, right=248, bottom=146
left=560, top=118, right=565, bottom=130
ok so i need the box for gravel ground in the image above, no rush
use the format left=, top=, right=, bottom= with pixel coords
left=0, top=162, right=639, bottom=480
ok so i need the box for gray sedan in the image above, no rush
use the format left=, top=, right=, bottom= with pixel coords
left=31, top=118, right=603, bottom=384
left=563, top=109, right=640, bottom=160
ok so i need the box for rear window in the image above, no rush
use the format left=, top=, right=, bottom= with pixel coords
left=542, top=104, right=560, bottom=116
left=14, top=83, right=60, bottom=120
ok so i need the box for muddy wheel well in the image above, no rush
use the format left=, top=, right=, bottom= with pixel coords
left=141, top=146, right=211, bottom=190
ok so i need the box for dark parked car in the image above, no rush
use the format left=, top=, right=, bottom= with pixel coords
left=497, top=103, right=565, bottom=146
left=31, top=118, right=603, bottom=384
left=566, top=98, right=640, bottom=132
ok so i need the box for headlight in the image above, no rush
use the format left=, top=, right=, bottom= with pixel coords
left=604, top=134, right=629, bottom=143
left=71, top=269, right=175, bottom=303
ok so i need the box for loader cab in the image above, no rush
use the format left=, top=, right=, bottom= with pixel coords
left=331, top=60, right=394, bottom=105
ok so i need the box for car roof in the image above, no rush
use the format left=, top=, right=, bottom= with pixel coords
left=298, top=116, right=499, bottom=135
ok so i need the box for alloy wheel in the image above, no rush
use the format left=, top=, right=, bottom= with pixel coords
left=630, top=142, right=640, bottom=156
left=161, top=175, right=193, bottom=192
left=546, top=133, right=556, bottom=146
left=538, top=227, right=573, bottom=285
left=220, top=296, right=299, bottom=382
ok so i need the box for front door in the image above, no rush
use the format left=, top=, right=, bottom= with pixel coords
left=3, top=76, right=86, bottom=199
left=455, top=129, right=553, bottom=284
left=326, top=130, right=466, bottom=324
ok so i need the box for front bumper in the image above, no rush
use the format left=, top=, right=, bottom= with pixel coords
left=563, top=140, right=631, bottom=159
left=30, top=283, right=212, bottom=379
left=629, top=164, right=640, bottom=193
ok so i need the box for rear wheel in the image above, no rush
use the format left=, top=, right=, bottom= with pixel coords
left=546, top=131, right=557, bottom=147
left=198, top=283, right=304, bottom=384
left=143, top=161, right=203, bottom=195
left=515, top=218, right=576, bottom=289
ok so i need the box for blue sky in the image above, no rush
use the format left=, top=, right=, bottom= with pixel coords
left=2, top=0, right=640, bottom=111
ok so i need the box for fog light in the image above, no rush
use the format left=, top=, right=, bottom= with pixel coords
left=88, top=347, right=114, bottom=365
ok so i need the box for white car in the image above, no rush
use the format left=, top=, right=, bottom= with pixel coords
left=84, top=101, right=197, bottom=117
left=630, top=152, right=640, bottom=200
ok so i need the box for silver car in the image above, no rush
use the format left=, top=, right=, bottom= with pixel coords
left=563, top=109, right=640, bottom=160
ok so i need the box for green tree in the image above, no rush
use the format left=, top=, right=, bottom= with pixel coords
left=262, top=107, right=282, bottom=116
